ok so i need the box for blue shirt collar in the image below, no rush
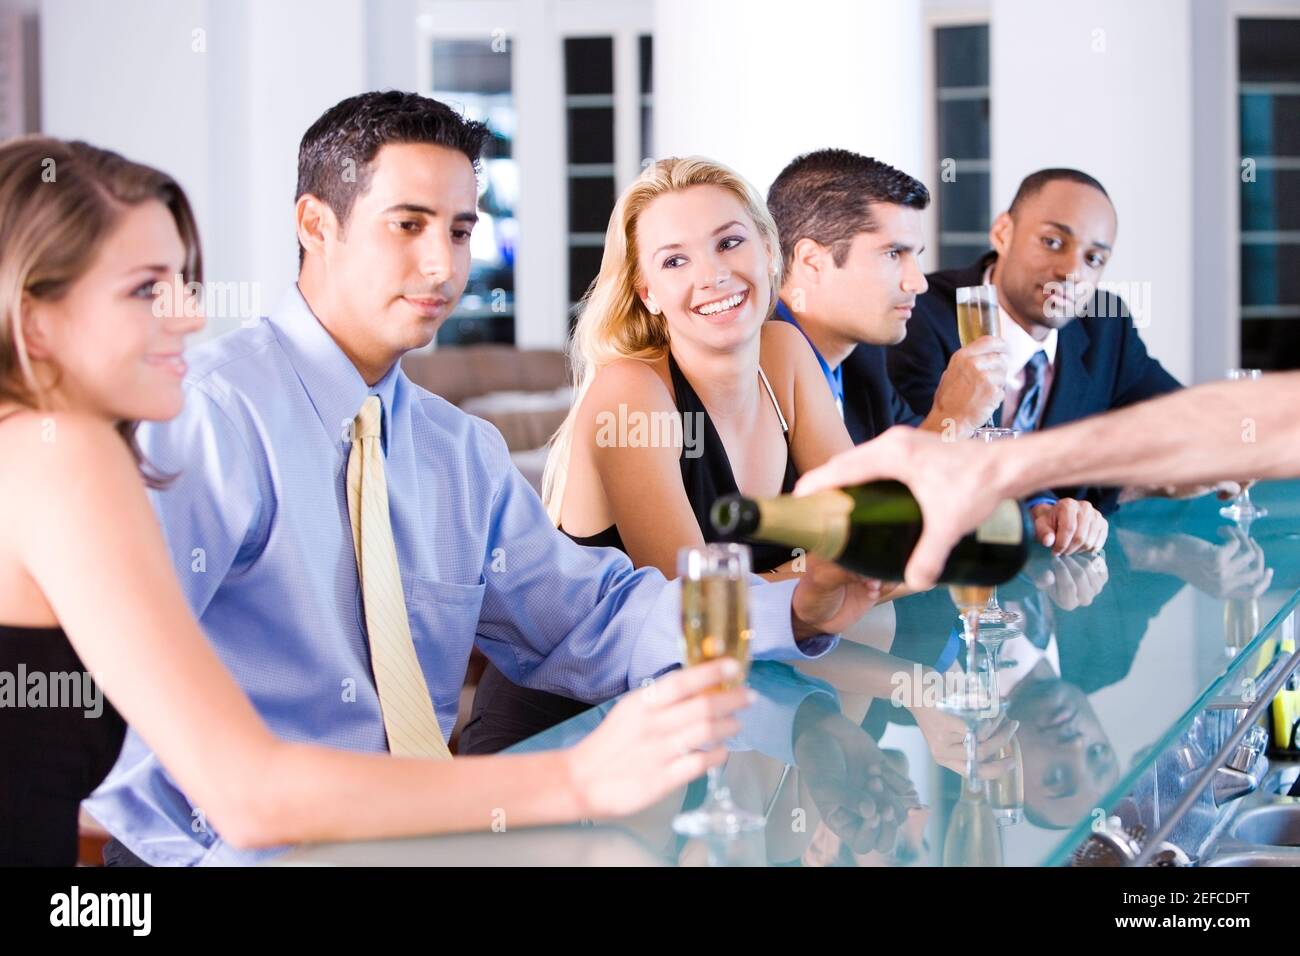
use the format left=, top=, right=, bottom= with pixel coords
left=773, top=299, right=844, bottom=406
left=268, top=284, right=403, bottom=457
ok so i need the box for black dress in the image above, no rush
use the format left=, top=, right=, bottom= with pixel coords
left=458, top=354, right=798, bottom=755
left=0, top=623, right=127, bottom=865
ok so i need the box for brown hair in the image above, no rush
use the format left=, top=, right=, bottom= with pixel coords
left=767, top=148, right=930, bottom=272
left=0, top=135, right=202, bottom=485
left=295, top=91, right=491, bottom=266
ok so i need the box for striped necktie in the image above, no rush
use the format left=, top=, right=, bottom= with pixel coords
left=1011, top=350, right=1050, bottom=433
left=346, top=395, right=452, bottom=759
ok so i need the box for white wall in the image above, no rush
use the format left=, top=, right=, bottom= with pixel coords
left=990, top=0, right=1194, bottom=383
left=41, top=0, right=212, bottom=283
left=41, top=0, right=374, bottom=339
left=34, top=0, right=1277, bottom=366
left=654, top=0, right=926, bottom=194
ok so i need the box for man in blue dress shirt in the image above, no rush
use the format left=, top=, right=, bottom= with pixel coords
left=88, top=92, right=872, bottom=866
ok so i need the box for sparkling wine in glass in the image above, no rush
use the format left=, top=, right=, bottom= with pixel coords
left=956, top=284, right=1004, bottom=433
left=672, top=543, right=762, bottom=837
left=1219, top=368, right=1267, bottom=523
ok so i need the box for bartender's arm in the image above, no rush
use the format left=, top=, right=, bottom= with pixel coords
left=795, top=372, right=1300, bottom=589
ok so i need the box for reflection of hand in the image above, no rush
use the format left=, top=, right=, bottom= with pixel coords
left=909, top=703, right=1020, bottom=780
left=793, top=704, right=920, bottom=855
left=1027, top=550, right=1110, bottom=610
left=1029, top=498, right=1108, bottom=556
left=1141, top=480, right=1245, bottom=501
left=1135, top=527, right=1273, bottom=599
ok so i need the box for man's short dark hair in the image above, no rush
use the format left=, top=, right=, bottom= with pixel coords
left=766, top=148, right=930, bottom=271
left=295, top=90, right=491, bottom=265
left=1008, top=168, right=1110, bottom=217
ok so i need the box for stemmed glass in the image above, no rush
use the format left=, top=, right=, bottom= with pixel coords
left=671, top=543, right=762, bottom=837
left=1219, top=368, right=1267, bottom=523
left=956, top=283, right=1004, bottom=436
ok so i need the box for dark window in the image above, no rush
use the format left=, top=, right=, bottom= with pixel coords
left=934, top=24, right=991, bottom=270
left=1238, top=17, right=1300, bottom=370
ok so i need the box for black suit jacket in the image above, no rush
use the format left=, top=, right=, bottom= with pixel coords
left=840, top=342, right=924, bottom=444
left=887, top=252, right=1182, bottom=513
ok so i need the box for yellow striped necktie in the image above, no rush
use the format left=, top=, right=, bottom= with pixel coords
left=346, top=395, right=452, bottom=759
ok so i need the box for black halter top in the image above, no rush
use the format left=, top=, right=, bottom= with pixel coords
left=563, top=353, right=799, bottom=573
left=0, top=409, right=127, bottom=865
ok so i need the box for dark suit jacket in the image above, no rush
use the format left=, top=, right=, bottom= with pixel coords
left=887, top=252, right=1182, bottom=513
left=841, top=342, right=924, bottom=444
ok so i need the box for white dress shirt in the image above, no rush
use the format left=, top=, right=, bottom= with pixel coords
left=986, top=264, right=1058, bottom=427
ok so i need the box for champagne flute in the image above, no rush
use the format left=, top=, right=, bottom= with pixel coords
left=988, top=732, right=1024, bottom=827
left=672, top=543, right=763, bottom=837
left=956, top=283, right=1004, bottom=435
left=1219, top=368, right=1267, bottom=523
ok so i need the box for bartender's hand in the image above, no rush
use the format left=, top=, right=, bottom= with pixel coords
left=796, top=426, right=994, bottom=590
left=790, top=554, right=885, bottom=640
left=1030, top=498, right=1108, bottom=556
left=927, top=336, right=1009, bottom=435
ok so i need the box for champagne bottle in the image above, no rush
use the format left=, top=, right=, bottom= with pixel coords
left=710, top=480, right=1030, bottom=585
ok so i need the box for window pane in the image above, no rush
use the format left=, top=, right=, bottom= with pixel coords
left=938, top=244, right=987, bottom=271
left=1241, top=243, right=1300, bottom=307
left=431, top=37, right=517, bottom=346
left=1241, top=169, right=1300, bottom=232
left=435, top=314, right=514, bottom=347
left=937, top=98, right=990, bottom=160
left=567, top=107, right=614, bottom=164
left=639, top=34, right=653, bottom=94
left=1239, top=92, right=1300, bottom=157
left=936, top=172, right=991, bottom=233
left=936, top=24, right=989, bottom=88
left=569, top=245, right=605, bottom=307
left=432, top=39, right=511, bottom=93
left=568, top=176, right=616, bottom=234
left=1242, top=317, right=1300, bottom=371
left=564, top=37, right=613, bottom=94
left=1239, top=19, right=1300, bottom=84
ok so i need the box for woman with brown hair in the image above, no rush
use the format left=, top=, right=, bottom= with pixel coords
left=0, top=136, right=747, bottom=865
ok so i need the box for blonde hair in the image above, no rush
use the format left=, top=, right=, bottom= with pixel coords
left=0, top=136, right=202, bottom=484
left=541, top=156, right=783, bottom=523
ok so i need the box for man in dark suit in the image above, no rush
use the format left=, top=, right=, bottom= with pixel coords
left=887, top=168, right=1181, bottom=515
left=767, top=149, right=1108, bottom=556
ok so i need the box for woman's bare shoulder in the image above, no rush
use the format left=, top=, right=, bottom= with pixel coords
left=0, top=409, right=137, bottom=495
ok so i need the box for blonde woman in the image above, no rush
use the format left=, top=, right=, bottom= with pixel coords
left=0, top=136, right=749, bottom=865
left=460, top=158, right=883, bottom=755
left=546, top=156, right=857, bottom=576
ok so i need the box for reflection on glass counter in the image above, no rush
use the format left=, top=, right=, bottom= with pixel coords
left=278, top=479, right=1300, bottom=867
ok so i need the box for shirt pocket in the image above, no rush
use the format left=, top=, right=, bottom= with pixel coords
left=401, top=575, right=487, bottom=716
